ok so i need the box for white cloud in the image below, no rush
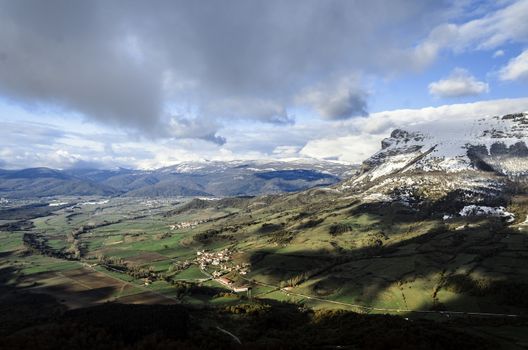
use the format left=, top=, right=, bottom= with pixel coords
left=300, top=134, right=381, bottom=164
left=272, top=145, right=302, bottom=158
left=300, top=97, right=528, bottom=164
left=499, top=49, right=528, bottom=81
left=428, top=68, right=489, bottom=98
left=414, top=0, right=528, bottom=64
left=2, top=0, right=526, bottom=149
left=0, top=0, right=451, bottom=142
left=3, top=98, right=528, bottom=169
left=493, top=49, right=505, bottom=58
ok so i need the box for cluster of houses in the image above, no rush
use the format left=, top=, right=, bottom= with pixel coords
left=196, top=248, right=230, bottom=268
left=195, top=249, right=251, bottom=293
left=141, top=199, right=165, bottom=207
left=169, top=220, right=204, bottom=230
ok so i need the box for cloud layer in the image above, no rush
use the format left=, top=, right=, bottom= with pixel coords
left=0, top=0, right=449, bottom=141
left=429, top=68, right=489, bottom=98
left=3, top=97, right=528, bottom=169
left=300, top=97, right=528, bottom=163
left=1, top=1, right=528, bottom=170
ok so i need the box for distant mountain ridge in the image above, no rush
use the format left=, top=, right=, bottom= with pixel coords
left=0, top=160, right=357, bottom=199
left=0, top=168, right=117, bottom=198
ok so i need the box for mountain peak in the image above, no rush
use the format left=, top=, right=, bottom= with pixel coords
left=355, top=112, right=528, bottom=184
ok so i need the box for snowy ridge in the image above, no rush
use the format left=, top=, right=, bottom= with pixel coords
left=354, top=112, right=528, bottom=184
left=337, top=112, right=527, bottom=214
left=159, top=159, right=357, bottom=177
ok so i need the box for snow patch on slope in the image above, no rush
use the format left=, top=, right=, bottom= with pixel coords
left=459, top=205, right=515, bottom=222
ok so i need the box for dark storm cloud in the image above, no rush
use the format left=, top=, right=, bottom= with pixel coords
left=295, top=76, right=369, bottom=120
left=168, top=116, right=227, bottom=145
left=321, top=92, right=369, bottom=121
left=0, top=0, right=164, bottom=135
left=0, top=0, right=449, bottom=141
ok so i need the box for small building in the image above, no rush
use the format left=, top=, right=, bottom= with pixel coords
left=217, top=277, right=233, bottom=286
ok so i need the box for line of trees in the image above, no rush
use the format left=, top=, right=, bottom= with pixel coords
left=96, top=254, right=160, bottom=280
left=23, top=232, right=79, bottom=260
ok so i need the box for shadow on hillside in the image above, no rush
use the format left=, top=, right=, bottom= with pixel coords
left=0, top=246, right=525, bottom=349
left=0, top=262, right=501, bottom=350
left=0, top=263, right=192, bottom=348
left=246, top=199, right=528, bottom=318
left=0, top=250, right=13, bottom=259
left=0, top=264, right=118, bottom=308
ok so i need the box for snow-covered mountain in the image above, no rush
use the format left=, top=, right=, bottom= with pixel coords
left=159, top=159, right=356, bottom=177
left=342, top=112, right=527, bottom=213
left=355, top=112, right=528, bottom=183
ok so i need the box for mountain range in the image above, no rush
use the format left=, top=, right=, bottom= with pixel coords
left=0, top=159, right=357, bottom=199
left=1, top=112, right=527, bottom=201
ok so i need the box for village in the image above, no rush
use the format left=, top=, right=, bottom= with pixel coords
left=169, top=220, right=205, bottom=230
left=196, top=248, right=252, bottom=293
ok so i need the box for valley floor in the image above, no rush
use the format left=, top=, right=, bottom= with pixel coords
left=2, top=193, right=528, bottom=348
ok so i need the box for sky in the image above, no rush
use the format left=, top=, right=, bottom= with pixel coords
left=0, top=0, right=528, bottom=169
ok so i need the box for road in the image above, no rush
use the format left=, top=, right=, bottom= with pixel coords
left=216, top=326, right=242, bottom=345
